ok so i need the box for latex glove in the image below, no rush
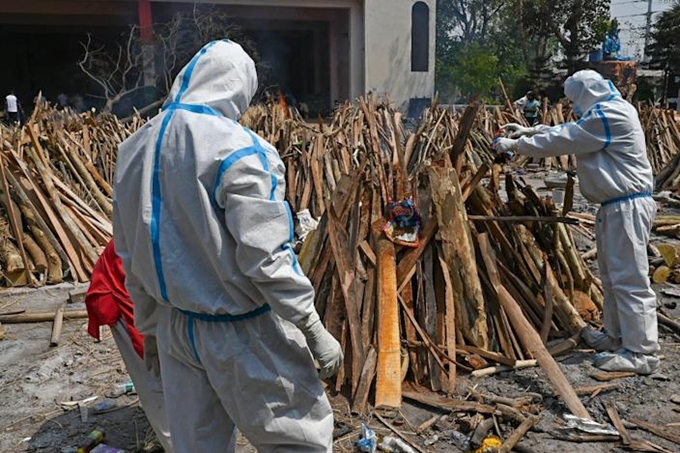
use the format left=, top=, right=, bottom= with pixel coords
left=296, top=311, right=343, bottom=379
left=492, top=137, right=518, bottom=154
left=501, top=123, right=536, bottom=139
left=143, top=335, right=161, bottom=378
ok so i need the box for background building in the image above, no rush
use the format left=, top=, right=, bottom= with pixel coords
left=0, top=0, right=435, bottom=112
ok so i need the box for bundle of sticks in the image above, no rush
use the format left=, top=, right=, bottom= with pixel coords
left=0, top=106, right=143, bottom=286
left=242, top=97, right=601, bottom=416
left=640, top=106, right=680, bottom=178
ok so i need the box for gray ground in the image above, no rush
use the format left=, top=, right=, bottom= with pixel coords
left=1, top=171, right=680, bottom=452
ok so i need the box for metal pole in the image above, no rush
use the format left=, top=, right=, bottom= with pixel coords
left=643, top=0, right=653, bottom=61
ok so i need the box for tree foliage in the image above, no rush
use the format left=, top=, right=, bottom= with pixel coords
left=518, top=0, right=611, bottom=73
left=436, top=0, right=611, bottom=101
left=647, top=1, right=680, bottom=99
left=436, top=0, right=526, bottom=101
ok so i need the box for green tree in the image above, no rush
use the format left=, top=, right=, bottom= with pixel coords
left=436, top=0, right=526, bottom=101
left=647, top=1, right=680, bottom=101
left=519, top=0, right=611, bottom=74
left=445, top=42, right=499, bottom=98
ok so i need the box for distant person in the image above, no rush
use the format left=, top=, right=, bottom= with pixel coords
left=33, top=92, right=48, bottom=107
left=5, top=90, right=20, bottom=125
left=514, top=91, right=541, bottom=125
left=494, top=70, right=659, bottom=375
left=57, top=93, right=69, bottom=110
left=85, top=240, right=173, bottom=452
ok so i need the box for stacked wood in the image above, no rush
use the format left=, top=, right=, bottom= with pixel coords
left=242, top=96, right=602, bottom=410
left=641, top=107, right=680, bottom=180
left=0, top=106, right=143, bottom=286
left=651, top=241, right=680, bottom=284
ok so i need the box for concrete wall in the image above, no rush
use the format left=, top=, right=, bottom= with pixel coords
left=364, top=0, right=435, bottom=110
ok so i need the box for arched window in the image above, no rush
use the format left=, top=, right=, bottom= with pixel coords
left=411, top=2, right=429, bottom=72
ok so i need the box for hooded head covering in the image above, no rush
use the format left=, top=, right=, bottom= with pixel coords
left=564, top=69, right=620, bottom=116
left=165, top=40, right=257, bottom=120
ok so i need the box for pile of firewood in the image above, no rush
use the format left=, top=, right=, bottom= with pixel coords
left=243, top=97, right=599, bottom=418
left=641, top=107, right=680, bottom=180
left=0, top=106, right=143, bottom=286
left=651, top=226, right=680, bottom=284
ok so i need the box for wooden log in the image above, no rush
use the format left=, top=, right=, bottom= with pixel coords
left=50, top=304, right=65, bottom=347
left=375, top=229, right=401, bottom=408
left=604, top=401, right=631, bottom=445
left=403, top=390, right=496, bottom=415
left=436, top=250, right=456, bottom=394
left=630, top=418, right=680, bottom=445
left=499, top=415, right=538, bottom=453
left=478, top=233, right=591, bottom=420
left=653, top=266, right=671, bottom=284
left=430, top=166, right=488, bottom=348
left=471, top=360, right=538, bottom=378
left=590, top=371, right=636, bottom=382
left=515, top=226, right=586, bottom=334
left=573, top=383, right=619, bottom=395
left=350, top=346, right=377, bottom=415
left=4, top=169, right=65, bottom=283
left=22, top=233, right=47, bottom=274
left=468, top=215, right=579, bottom=225
left=450, top=102, right=481, bottom=173
left=0, top=150, right=33, bottom=286
left=0, top=309, right=88, bottom=323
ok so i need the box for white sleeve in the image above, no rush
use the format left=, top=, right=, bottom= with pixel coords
left=517, top=109, right=611, bottom=158
left=214, top=152, right=315, bottom=325
left=113, top=198, right=160, bottom=336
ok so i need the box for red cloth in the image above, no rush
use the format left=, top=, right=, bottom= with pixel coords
left=85, top=240, right=144, bottom=358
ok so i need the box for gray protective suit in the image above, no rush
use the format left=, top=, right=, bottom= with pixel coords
left=113, top=40, right=334, bottom=451
left=515, top=70, right=659, bottom=373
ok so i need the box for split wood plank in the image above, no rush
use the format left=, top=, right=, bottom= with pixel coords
left=375, top=228, right=401, bottom=408
left=478, top=232, right=591, bottom=420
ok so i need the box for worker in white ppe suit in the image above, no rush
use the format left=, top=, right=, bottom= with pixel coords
left=113, top=40, right=342, bottom=452
left=493, top=69, right=659, bottom=375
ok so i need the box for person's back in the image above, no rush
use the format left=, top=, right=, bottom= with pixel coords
left=495, top=70, right=659, bottom=374
left=5, top=92, right=18, bottom=124
left=114, top=43, right=299, bottom=319
left=114, top=40, right=339, bottom=452
left=518, top=74, right=653, bottom=204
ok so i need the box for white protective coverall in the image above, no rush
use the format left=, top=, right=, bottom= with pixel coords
left=113, top=40, right=335, bottom=451
left=511, top=70, right=659, bottom=374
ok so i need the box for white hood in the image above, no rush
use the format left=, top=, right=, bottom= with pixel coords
left=564, top=69, right=620, bottom=116
left=164, top=39, right=257, bottom=119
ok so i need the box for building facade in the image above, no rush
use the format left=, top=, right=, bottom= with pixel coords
left=0, top=0, right=435, bottom=111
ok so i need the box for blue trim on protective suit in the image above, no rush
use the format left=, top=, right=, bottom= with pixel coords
left=163, top=102, right=222, bottom=117
left=187, top=316, right=200, bottom=363
left=183, top=304, right=272, bottom=363
left=151, top=111, right=175, bottom=301
left=174, top=42, right=217, bottom=103
left=245, top=129, right=277, bottom=200
left=593, top=105, right=612, bottom=149
left=180, top=304, right=271, bottom=322
left=150, top=42, right=219, bottom=301
left=601, top=191, right=652, bottom=207
left=212, top=147, right=261, bottom=203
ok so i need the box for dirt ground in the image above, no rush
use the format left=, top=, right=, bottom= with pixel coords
left=2, top=173, right=680, bottom=452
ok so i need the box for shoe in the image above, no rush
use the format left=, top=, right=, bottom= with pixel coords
left=593, top=348, right=660, bottom=375
left=581, top=326, right=621, bottom=352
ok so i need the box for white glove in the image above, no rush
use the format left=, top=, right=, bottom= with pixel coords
left=296, top=311, right=343, bottom=379
left=143, top=335, right=161, bottom=378
left=501, top=123, right=536, bottom=139
left=492, top=137, right=518, bottom=154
